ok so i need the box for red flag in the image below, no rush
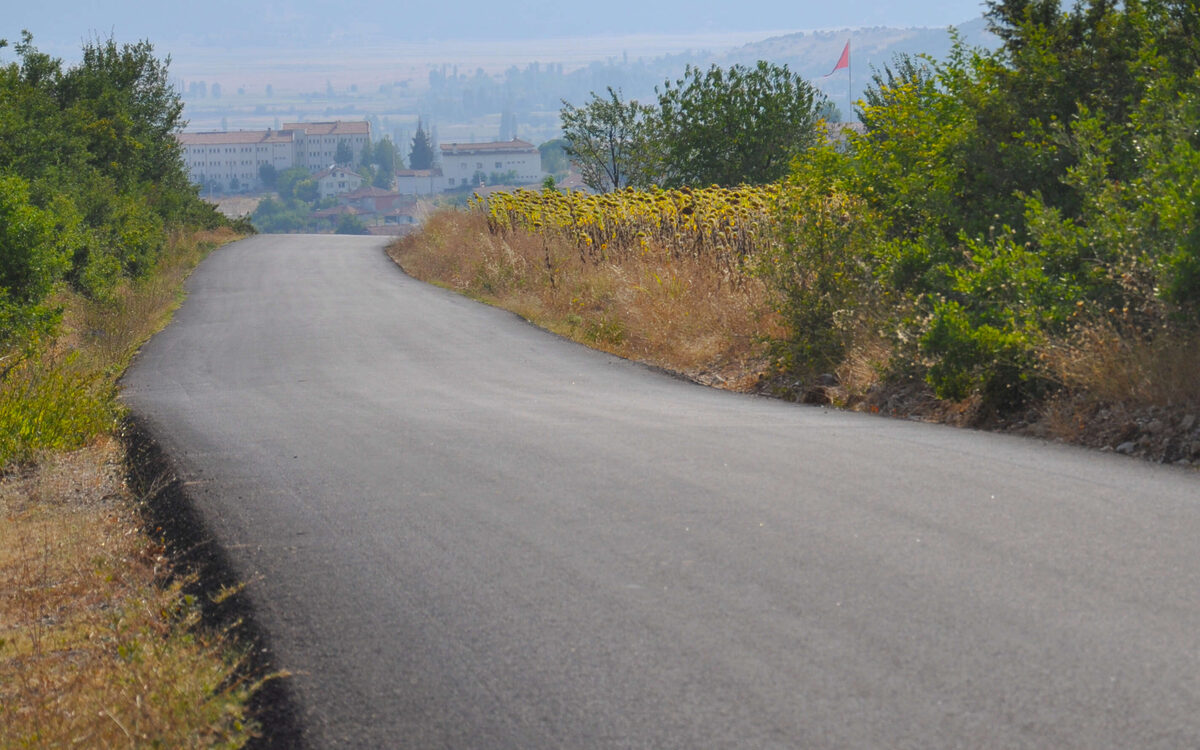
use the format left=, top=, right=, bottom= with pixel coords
left=825, top=41, right=850, bottom=77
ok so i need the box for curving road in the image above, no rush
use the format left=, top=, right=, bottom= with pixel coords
left=123, top=234, right=1200, bottom=749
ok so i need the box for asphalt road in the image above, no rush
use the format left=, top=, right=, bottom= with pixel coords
left=122, top=234, right=1200, bottom=749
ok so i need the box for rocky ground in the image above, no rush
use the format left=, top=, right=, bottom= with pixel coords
left=754, top=374, right=1200, bottom=469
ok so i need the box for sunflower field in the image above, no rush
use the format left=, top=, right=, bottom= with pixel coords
left=473, top=185, right=781, bottom=281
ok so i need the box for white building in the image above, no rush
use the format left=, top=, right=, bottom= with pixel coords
left=177, top=120, right=372, bottom=192
left=395, top=169, right=445, bottom=196
left=313, top=167, right=364, bottom=200
left=440, top=139, right=543, bottom=189
left=284, top=120, right=372, bottom=172
left=178, top=129, right=297, bottom=191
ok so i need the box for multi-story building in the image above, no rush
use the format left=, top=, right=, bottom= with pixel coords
left=178, top=129, right=298, bottom=191
left=440, top=139, right=543, bottom=188
left=176, top=120, right=372, bottom=192
left=283, top=120, right=372, bottom=172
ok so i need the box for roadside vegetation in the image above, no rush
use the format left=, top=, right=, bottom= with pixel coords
left=2, top=33, right=258, bottom=746
left=393, top=188, right=786, bottom=388
left=395, top=0, right=1200, bottom=465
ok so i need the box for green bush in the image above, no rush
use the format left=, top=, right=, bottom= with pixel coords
left=0, top=357, right=113, bottom=465
left=767, top=1, right=1200, bottom=411
left=763, top=184, right=882, bottom=377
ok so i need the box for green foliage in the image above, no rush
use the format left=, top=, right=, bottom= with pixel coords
left=655, top=62, right=826, bottom=187
left=560, top=87, right=657, bottom=192
left=251, top=197, right=321, bottom=233
left=770, top=0, right=1200, bottom=411
left=0, top=357, right=113, bottom=464
left=0, top=31, right=230, bottom=359
left=409, top=120, right=435, bottom=170
left=762, top=183, right=883, bottom=376
left=374, top=137, right=401, bottom=171
left=258, top=162, right=277, bottom=189
left=335, top=140, right=355, bottom=165
left=559, top=63, right=827, bottom=191
left=364, top=139, right=400, bottom=188
left=0, top=174, right=71, bottom=350
left=293, top=178, right=318, bottom=203
left=538, top=138, right=569, bottom=177
left=334, top=213, right=369, bottom=235
left=274, top=166, right=310, bottom=200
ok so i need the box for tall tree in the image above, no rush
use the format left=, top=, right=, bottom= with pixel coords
left=409, top=119, right=435, bottom=170
left=654, top=62, right=826, bottom=187
left=372, top=137, right=400, bottom=188
left=560, top=87, right=657, bottom=192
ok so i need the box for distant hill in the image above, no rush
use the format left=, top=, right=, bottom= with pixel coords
left=722, top=17, right=998, bottom=117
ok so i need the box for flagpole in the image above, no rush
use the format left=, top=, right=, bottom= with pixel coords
left=848, top=39, right=852, bottom=119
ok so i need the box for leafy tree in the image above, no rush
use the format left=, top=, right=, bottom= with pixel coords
left=335, top=139, right=354, bottom=165
left=258, top=162, right=277, bottom=189
left=371, top=137, right=400, bottom=188
left=0, top=32, right=229, bottom=355
left=560, top=87, right=657, bottom=192
left=538, top=138, right=569, bottom=177
left=293, top=178, right=318, bottom=203
left=0, top=175, right=71, bottom=352
left=409, top=119, right=435, bottom=170
left=654, top=62, right=826, bottom=187
left=770, top=0, right=1200, bottom=410
left=335, top=213, right=369, bottom=235
left=57, top=36, right=188, bottom=192
left=251, top=196, right=320, bottom=233
left=275, top=166, right=311, bottom=200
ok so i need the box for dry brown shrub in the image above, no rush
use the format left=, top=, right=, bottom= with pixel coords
left=1046, top=323, right=1200, bottom=408
left=390, top=208, right=783, bottom=390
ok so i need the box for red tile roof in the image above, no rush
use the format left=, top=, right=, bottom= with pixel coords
left=177, top=130, right=296, bottom=145
left=343, top=186, right=396, bottom=199
left=282, top=120, right=371, bottom=136
left=440, top=139, right=536, bottom=155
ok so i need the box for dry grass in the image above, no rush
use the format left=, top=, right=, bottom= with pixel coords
left=0, top=438, right=254, bottom=748
left=1046, top=323, right=1200, bottom=408
left=390, top=208, right=784, bottom=390
left=1, top=226, right=258, bottom=746
left=391, top=206, right=1200, bottom=466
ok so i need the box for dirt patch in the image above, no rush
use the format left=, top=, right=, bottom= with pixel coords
left=212, top=196, right=263, bottom=219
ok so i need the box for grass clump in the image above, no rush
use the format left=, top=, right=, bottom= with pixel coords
left=0, top=440, right=254, bottom=748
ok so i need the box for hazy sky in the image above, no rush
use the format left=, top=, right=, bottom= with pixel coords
left=8, top=0, right=988, bottom=50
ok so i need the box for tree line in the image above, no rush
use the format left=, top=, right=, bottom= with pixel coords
left=0, top=32, right=236, bottom=361
left=561, top=61, right=836, bottom=192
left=559, top=0, right=1200, bottom=414
left=770, top=0, right=1200, bottom=410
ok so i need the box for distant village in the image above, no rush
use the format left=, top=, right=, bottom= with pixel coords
left=177, top=120, right=568, bottom=233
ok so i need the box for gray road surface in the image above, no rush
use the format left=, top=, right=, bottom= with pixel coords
left=122, top=234, right=1200, bottom=748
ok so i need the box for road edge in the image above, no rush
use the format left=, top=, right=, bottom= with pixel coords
left=121, top=415, right=309, bottom=750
